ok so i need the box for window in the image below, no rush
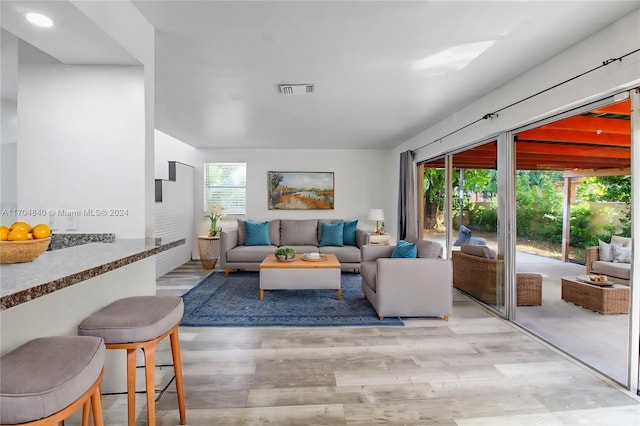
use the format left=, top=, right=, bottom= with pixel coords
left=204, top=162, right=246, bottom=215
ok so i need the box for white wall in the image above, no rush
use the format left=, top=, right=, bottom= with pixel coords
left=1, top=30, right=18, bottom=222
left=186, top=147, right=389, bottom=258
left=155, top=162, right=194, bottom=277
left=387, top=9, right=640, bottom=240
left=17, top=64, right=146, bottom=237
left=71, top=0, right=156, bottom=239
left=155, top=129, right=197, bottom=179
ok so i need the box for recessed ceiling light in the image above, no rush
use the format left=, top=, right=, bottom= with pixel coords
left=24, top=12, right=54, bottom=28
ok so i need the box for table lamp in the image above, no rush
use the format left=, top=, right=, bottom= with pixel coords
left=368, top=209, right=385, bottom=234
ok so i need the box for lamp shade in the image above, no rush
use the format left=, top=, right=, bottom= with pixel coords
left=367, top=209, right=384, bottom=221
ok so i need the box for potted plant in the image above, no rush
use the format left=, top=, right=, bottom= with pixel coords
left=204, top=204, right=225, bottom=237
left=275, top=246, right=296, bottom=260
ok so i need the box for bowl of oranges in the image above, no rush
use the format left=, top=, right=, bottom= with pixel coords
left=0, top=222, right=51, bottom=263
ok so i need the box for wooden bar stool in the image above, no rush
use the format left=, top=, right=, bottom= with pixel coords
left=0, top=336, right=105, bottom=426
left=77, top=296, right=186, bottom=426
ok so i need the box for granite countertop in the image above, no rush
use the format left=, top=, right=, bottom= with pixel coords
left=0, top=238, right=185, bottom=310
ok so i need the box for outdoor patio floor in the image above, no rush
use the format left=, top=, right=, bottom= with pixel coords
left=514, top=251, right=630, bottom=385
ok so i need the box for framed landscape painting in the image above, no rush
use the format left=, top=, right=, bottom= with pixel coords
left=268, top=171, right=334, bottom=210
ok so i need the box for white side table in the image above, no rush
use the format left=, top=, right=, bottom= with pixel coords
left=367, top=233, right=392, bottom=245
left=197, top=235, right=220, bottom=269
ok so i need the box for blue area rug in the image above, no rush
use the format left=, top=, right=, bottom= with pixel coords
left=181, top=271, right=403, bottom=327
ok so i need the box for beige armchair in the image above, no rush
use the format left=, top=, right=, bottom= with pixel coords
left=360, top=240, right=452, bottom=321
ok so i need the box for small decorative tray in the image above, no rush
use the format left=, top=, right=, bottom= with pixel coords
left=578, top=275, right=611, bottom=286
left=302, top=253, right=327, bottom=261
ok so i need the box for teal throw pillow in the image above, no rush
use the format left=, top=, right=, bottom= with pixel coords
left=245, top=221, right=271, bottom=246
left=320, top=222, right=344, bottom=247
left=342, top=220, right=358, bottom=246
left=391, top=240, right=417, bottom=258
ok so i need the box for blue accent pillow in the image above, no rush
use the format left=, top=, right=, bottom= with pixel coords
left=342, top=220, right=358, bottom=246
left=245, top=221, right=271, bottom=246
left=392, top=240, right=417, bottom=258
left=320, top=222, right=344, bottom=247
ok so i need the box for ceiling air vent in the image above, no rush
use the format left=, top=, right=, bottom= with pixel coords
left=279, top=84, right=314, bottom=95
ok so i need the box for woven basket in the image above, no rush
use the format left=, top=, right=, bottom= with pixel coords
left=0, top=238, right=51, bottom=263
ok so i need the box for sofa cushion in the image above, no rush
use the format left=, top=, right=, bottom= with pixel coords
left=227, top=245, right=278, bottom=262
left=598, top=239, right=614, bottom=262
left=591, top=260, right=631, bottom=280
left=245, top=221, right=271, bottom=246
left=360, top=261, right=377, bottom=291
left=461, top=244, right=497, bottom=259
left=237, top=219, right=247, bottom=245
left=612, top=244, right=631, bottom=263
left=416, top=240, right=443, bottom=258
left=611, top=235, right=632, bottom=247
left=392, top=240, right=417, bottom=258
left=343, top=220, right=358, bottom=246
left=280, top=219, right=319, bottom=246
left=269, top=220, right=280, bottom=246
left=319, top=245, right=361, bottom=263
left=319, top=222, right=344, bottom=246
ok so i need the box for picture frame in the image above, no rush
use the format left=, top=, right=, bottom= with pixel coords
left=268, top=171, right=334, bottom=210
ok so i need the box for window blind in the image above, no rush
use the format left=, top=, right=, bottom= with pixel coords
left=204, top=162, right=246, bottom=215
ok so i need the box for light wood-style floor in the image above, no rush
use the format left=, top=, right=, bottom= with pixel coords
left=70, top=261, right=640, bottom=425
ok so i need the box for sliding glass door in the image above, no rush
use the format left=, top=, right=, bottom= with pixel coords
left=512, top=97, right=632, bottom=386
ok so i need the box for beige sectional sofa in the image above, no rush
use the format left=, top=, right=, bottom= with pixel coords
left=586, top=235, right=632, bottom=284
left=360, top=240, right=452, bottom=320
left=220, top=219, right=367, bottom=275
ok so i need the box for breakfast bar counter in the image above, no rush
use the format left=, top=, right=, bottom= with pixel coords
left=0, top=237, right=185, bottom=392
left=1, top=238, right=184, bottom=310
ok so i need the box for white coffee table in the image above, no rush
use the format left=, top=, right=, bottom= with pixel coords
left=259, top=254, right=341, bottom=301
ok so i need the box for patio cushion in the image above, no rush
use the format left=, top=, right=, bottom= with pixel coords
left=611, top=235, right=632, bottom=247
left=591, top=260, right=631, bottom=280
left=611, top=244, right=631, bottom=263
left=461, top=244, right=496, bottom=259
left=598, top=239, right=614, bottom=261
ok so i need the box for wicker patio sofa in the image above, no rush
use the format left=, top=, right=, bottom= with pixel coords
left=452, top=245, right=542, bottom=306
left=585, top=236, right=631, bottom=285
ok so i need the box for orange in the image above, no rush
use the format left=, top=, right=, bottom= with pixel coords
left=31, top=224, right=51, bottom=239
left=0, top=226, right=9, bottom=241
left=9, top=221, right=32, bottom=233
left=7, top=228, right=29, bottom=241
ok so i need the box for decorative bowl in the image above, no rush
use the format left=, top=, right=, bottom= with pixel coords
left=0, top=238, right=51, bottom=263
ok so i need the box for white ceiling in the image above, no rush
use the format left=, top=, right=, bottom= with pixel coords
left=3, top=1, right=640, bottom=150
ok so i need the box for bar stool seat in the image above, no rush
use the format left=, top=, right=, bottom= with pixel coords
left=0, top=336, right=105, bottom=426
left=78, top=296, right=186, bottom=426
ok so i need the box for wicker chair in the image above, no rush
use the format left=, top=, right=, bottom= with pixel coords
left=452, top=250, right=542, bottom=306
